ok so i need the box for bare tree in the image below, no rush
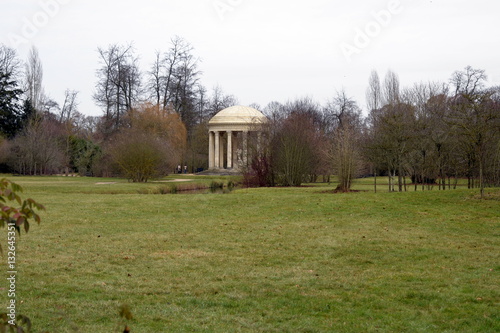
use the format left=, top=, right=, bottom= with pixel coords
left=368, top=102, right=416, bottom=192
left=93, top=43, right=141, bottom=133
left=206, top=85, right=238, bottom=118
left=326, top=90, right=360, bottom=129
left=148, top=50, right=163, bottom=107
left=263, top=101, right=286, bottom=124
left=193, top=83, right=209, bottom=123
left=38, top=95, right=59, bottom=115
left=402, top=82, right=449, bottom=190
left=0, top=45, right=22, bottom=78
left=269, top=98, right=325, bottom=186
left=8, top=115, right=65, bottom=175
left=450, top=66, right=486, bottom=96
left=172, top=43, right=202, bottom=132
left=332, top=124, right=361, bottom=192
left=56, top=89, right=80, bottom=175
left=366, top=70, right=382, bottom=112
left=272, top=113, right=317, bottom=186
left=325, top=91, right=363, bottom=192
left=59, top=89, right=79, bottom=123
left=161, top=36, right=188, bottom=110
left=24, top=46, right=44, bottom=111
left=487, top=86, right=500, bottom=187
left=448, top=66, right=498, bottom=197
left=146, top=37, right=203, bottom=133
left=365, top=70, right=383, bottom=190
left=383, top=70, right=400, bottom=106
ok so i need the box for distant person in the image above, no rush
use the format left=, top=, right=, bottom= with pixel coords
left=184, top=165, right=187, bottom=174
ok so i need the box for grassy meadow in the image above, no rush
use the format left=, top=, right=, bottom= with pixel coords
left=1, top=175, right=499, bottom=332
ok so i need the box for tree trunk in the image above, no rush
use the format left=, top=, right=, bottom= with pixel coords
left=479, top=158, right=484, bottom=199
left=398, top=166, right=403, bottom=192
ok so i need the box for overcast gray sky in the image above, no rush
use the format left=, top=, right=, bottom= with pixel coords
left=1, top=0, right=499, bottom=116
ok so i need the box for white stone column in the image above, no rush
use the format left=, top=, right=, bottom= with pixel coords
left=219, top=133, right=225, bottom=169
left=214, top=131, right=220, bottom=169
left=227, top=131, right=233, bottom=169
left=243, top=131, right=248, bottom=167
left=233, top=134, right=238, bottom=168
left=208, top=131, right=214, bottom=169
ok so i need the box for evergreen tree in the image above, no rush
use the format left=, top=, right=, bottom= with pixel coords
left=0, top=72, right=24, bottom=138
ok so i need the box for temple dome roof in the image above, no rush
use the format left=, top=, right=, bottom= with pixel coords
left=209, top=105, right=267, bottom=125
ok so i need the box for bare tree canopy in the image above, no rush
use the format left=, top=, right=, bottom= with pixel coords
left=24, top=46, right=44, bottom=111
left=0, top=45, right=22, bottom=78
left=383, top=69, right=400, bottom=106
left=93, top=43, right=141, bottom=133
left=327, top=91, right=364, bottom=192
left=145, top=36, right=202, bottom=133
left=450, top=65, right=487, bottom=96
left=366, top=70, right=381, bottom=112
left=59, top=89, right=79, bottom=123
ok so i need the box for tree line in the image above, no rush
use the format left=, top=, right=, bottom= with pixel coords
left=246, top=68, right=500, bottom=197
left=0, top=38, right=237, bottom=180
left=0, top=40, right=499, bottom=193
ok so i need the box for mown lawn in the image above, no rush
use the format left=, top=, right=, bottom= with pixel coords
left=1, top=176, right=499, bottom=332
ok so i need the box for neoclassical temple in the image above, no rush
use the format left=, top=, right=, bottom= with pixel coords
left=208, top=105, right=267, bottom=171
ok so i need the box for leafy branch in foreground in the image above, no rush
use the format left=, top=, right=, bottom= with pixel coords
left=0, top=181, right=133, bottom=332
left=0, top=313, right=39, bottom=333
left=0, top=178, right=45, bottom=332
left=0, top=178, right=45, bottom=238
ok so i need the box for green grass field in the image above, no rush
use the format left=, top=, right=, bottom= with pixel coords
left=1, top=176, right=499, bottom=332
